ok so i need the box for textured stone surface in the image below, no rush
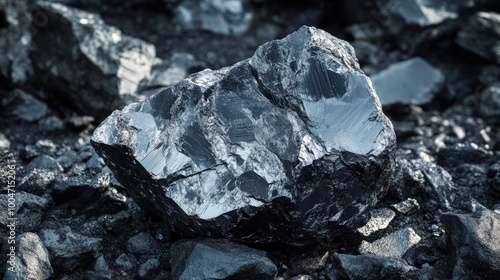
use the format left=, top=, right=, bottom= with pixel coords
left=371, top=57, right=445, bottom=106
left=169, top=239, right=277, bottom=280
left=92, top=26, right=396, bottom=243
left=3, top=233, right=53, bottom=280
left=457, top=12, right=500, bottom=63
left=479, top=83, right=500, bottom=121
left=441, top=205, right=500, bottom=279
left=1, top=89, right=49, bottom=122
left=359, top=227, right=422, bottom=258
left=30, top=2, right=157, bottom=120
left=175, top=0, right=253, bottom=35
left=356, top=208, right=395, bottom=237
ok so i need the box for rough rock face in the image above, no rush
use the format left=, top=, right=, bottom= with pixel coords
left=30, top=2, right=157, bottom=120
left=457, top=12, right=500, bottom=64
left=91, top=26, right=396, bottom=243
left=441, top=205, right=500, bottom=279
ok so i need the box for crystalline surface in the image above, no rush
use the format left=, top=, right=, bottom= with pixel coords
left=92, top=26, right=396, bottom=243
left=377, top=0, right=459, bottom=27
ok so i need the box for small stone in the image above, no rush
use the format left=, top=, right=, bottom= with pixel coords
left=40, top=226, right=102, bottom=272
left=392, top=198, right=420, bottom=214
left=371, top=57, right=445, bottom=106
left=359, top=227, right=422, bottom=258
left=437, top=142, right=492, bottom=168
left=0, top=133, right=11, bottom=149
left=479, top=83, right=500, bottom=121
left=66, top=115, right=95, bottom=130
left=488, top=161, right=500, bottom=196
left=3, top=233, right=53, bottom=280
left=20, top=155, right=62, bottom=195
left=115, top=253, right=136, bottom=271
left=175, top=0, right=253, bottom=36
left=330, top=253, right=418, bottom=280
left=39, top=116, right=65, bottom=131
left=441, top=205, right=500, bottom=279
left=2, top=89, right=49, bottom=122
left=126, top=232, right=160, bottom=255
left=357, top=208, right=396, bottom=237
left=138, top=258, right=160, bottom=279
left=0, top=191, right=49, bottom=232
left=390, top=158, right=426, bottom=200
left=86, top=256, right=112, bottom=280
left=457, top=12, right=500, bottom=64
left=169, top=239, right=277, bottom=280
left=410, top=159, right=455, bottom=210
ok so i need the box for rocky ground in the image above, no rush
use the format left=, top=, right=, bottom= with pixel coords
left=1, top=0, right=500, bottom=279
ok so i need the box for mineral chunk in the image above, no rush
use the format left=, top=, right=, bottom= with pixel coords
left=457, top=12, right=500, bottom=64
left=175, top=0, right=253, bottom=36
left=31, top=2, right=157, bottom=120
left=92, top=26, right=396, bottom=243
left=370, top=57, right=445, bottom=106
left=359, top=227, right=421, bottom=258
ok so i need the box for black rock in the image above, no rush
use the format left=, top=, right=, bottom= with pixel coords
left=359, top=227, right=422, bottom=258
left=20, top=155, right=63, bottom=195
left=457, top=12, right=500, bottom=64
left=0, top=0, right=33, bottom=84
left=390, top=158, right=426, bottom=200
left=126, top=232, right=161, bottom=255
left=169, top=239, right=277, bottom=280
left=138, top=258, right=160, bottom=279
left=329, top=253, right=418, bottom=280
left=437, top=142, right=492, bottom=168
left=40, top=226, right=102, bottom=273
left=30, top=2, right=157, bottom=120
left=91, top=26, right=396, bottom=243
left=1, top=89, right=49, bottom=122
left=174, top=0, right=253, bottom=36
left=370, top=57, right=445, bottom=106
left=479, top=83, right=500, bottom=123
left=441, top=205, right=500, bottom=279
left=3, top=233, right=53, bottom=280
left=0, top=191, right=49, bottom=233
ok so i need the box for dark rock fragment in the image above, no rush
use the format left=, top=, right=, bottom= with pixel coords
left=30, top=2, right=157, bottom=120
left=441, top=205, right=500, bottom=279
left=169, top=239, right=277, bottom=280
left=479, top=83, right=500, bottom=122
left=174, top=0, right=253, bottom=36
left=457, top=12, right=500, bottom=64
left=40, top=226, right=102, bottom=273
left=1, top=89, right=49, bottom=122
left=91, top=26, right=396, bottom=243
left=359, top=227, right=421, bottom=258
left=3, top=233, right=53, bottom=280
left=0, top=191, right=49, bottom=232
left=437, top=142, right=492, bottom=168
left=126, top=232, right=161, bottom=255
left=488, top=161, right=500, bottom=196
left=370, top=57, right=445, bottom=106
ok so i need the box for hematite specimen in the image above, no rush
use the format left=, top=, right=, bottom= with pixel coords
left=91, top=26, right=396, bottom=243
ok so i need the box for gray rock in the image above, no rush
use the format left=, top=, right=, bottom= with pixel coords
left=20, top=155, right=63, bottom=195
left=126, top=232, right=160, bottom=255
left=115, top=253, right=136, bottom=271
left=0, top=0, right=33, bottom=84
left=479, top=83, right=500, bottom=121
left=441, top=205, right=500, bottom=279
left=40, top=226, right=102, bottom=272
left=411, top=159, right=455, bottom=210
left=376, top=0, right=459, bottom=29
left=359, top=227, right=421, bottom=258
left=138, top=258, right=160, bottom=279
left=391, top=198, right=420, bottom=214
left=91, top=26, right=396, bottom=243
left=140, top=52, right=200, bottom=90
left=330, top=253, right=418, bottom=280
left=175, top=0, right=253, bottom=36
left=86, top=256, right=112, bottom=279
left=0, top=191, right=49, bottom=232
left=457, top=12, right=500, bottom=64
left=0, top=133, right=10, bottom=149
left=31, top=1, right=157, bottom=120
left=488, top=161, right=500, bottom=196
left=4, top=233, right=53, bottom=280
left=371, top=57, right=445, bottom=106
left=357, top=208, right=395, bottom=237
left=169, top=239, right=277, bottom=280
left=1, top=89, right=49, bottom=122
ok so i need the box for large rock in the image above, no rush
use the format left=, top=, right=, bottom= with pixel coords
left=92, top=26, right=396, bottom=243
left=169, top=239, right=277, bottom=280
left=441, top=205, right=500, bottom=279
left=30, top=2, right=157, bottom=120
left=457, top=12, right=500, bottom=64
left=370, top=57, right=445, bottom=106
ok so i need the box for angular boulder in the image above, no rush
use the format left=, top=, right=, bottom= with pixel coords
left=457, top=12, right=500, bottom=64
left=30, top=2, right=157, bottom=120
left=91, top=26, right=396, bottom=243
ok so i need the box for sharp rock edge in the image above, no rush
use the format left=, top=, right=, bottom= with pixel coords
left=91, top=26, right=396, bottom=244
